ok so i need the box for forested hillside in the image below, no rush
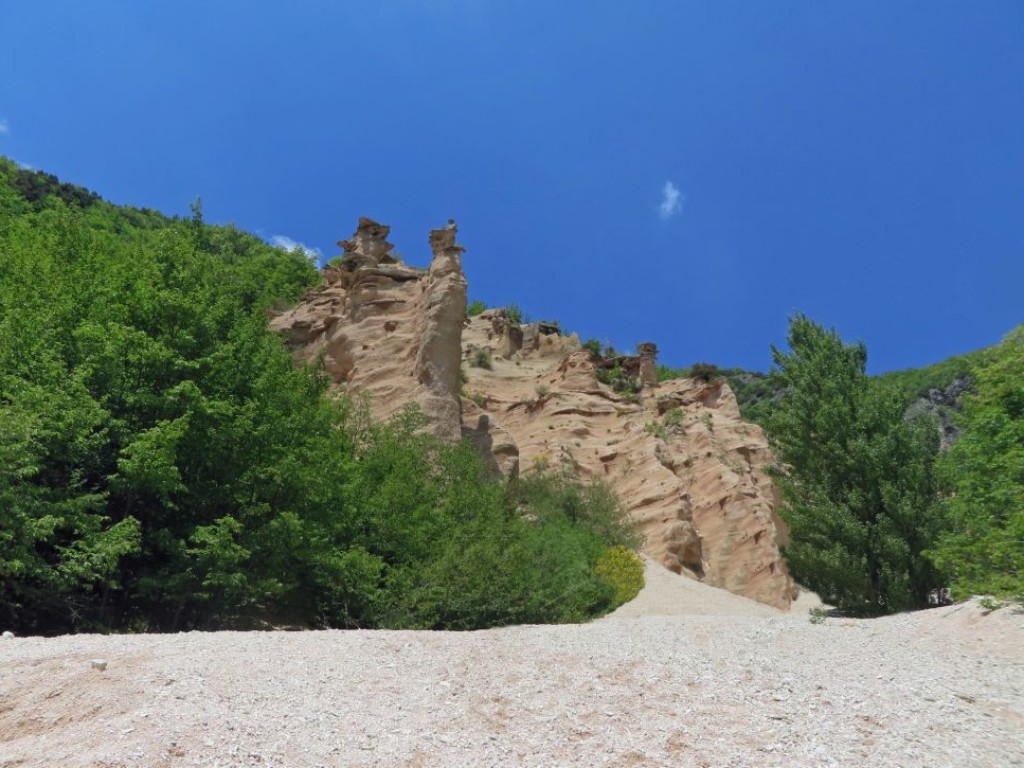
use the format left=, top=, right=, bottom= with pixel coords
left=658, top=349, right=987, bottom=428
left=763, top=316, right=1023, bottom=613
left=0, top=159, right=641, bottom=635
left=654, top=319, right=1021, bottom=613
left=1, top=158, right=1019, bottom=634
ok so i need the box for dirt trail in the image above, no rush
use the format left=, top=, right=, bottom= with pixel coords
left=1, top=573, right=1021, bottom=767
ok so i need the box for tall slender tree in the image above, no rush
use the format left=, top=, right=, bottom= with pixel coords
left=767, top=314, right=944, bottom=615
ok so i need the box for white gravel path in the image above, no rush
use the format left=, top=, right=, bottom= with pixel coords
left=2, top=563, right=1022, bottom=768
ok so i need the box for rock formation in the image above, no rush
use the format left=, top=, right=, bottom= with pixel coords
left=906, top=375, right=974, bottom=449
left=270, top=217, right=466, bottom=441
left=460, top=313, right=793, bottom=608
left=273, top=218, right=794, bottom=609
left=637, top=342, right=658, bottom=386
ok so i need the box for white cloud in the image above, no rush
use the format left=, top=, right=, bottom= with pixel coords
left=0, top=119, right=9, bottom=135
left=271, top=235, right=322, bottom=262
left=658, top=180, right=684, bottom=220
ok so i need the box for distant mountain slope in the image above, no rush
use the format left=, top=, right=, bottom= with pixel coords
left=653, top=346, right=992, bottom=430
left=875, top=349, right=987, bottom=402
left=0, top=156, right=172, bottom=229
left=0, top=156, right=319, bottom=311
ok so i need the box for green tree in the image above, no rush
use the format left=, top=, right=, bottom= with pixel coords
left=767, top=314, right=944, bottom=615
left=929, top=326, right=1024, bottom=600
left=0, top=157, right=644, bottom=633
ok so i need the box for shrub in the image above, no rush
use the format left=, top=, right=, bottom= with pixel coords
left=689, top=362, right=721, bottom=381
left=582, top=338, right=603, bottom=359
left=467, top=299, right=486, bottom=317
left=977, top=596, right=1005, bottom=613
left=471, top=348, right=493, bottom=370
left=597, top=362, right=641, bottom=398
left=536, top=384, right=550, bottom=398
left=377, top=468, right=642, bottom=629
left=509, top=471, right=642, bottom=551
left=593, top=546, right=645, bottom=604
left=644, top=421, right=668, bottom=440
left=663, top=407, right=683, bottom=427
left=657, top=364, right=690, bottom=381
left=505, top=304, right=524, bottom=325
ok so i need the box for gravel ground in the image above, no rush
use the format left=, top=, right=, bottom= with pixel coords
left=2, top=564, right=1022, bottom=768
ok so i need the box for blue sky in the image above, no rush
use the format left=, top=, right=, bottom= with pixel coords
left=2, top=2, right=1022, bottom=373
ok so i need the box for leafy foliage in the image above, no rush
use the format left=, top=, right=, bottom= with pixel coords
left=508, top=471, right=642, bottom=552
left=466, top=299, right=487, bottom=317
left=582, top=338, right=603, bottom=359
left=875, top=348, right=987, bottom=404
left=471, top=348, right=493, bottom=370
left=663, top=407, right=683, bottom=427
left=644, top=421, right=668, bottom=440
left=766, top=314, right=945, bottom=615
left=376, top=465, right=640, bottom=629
left=596, top=362, right=641, bottom=398
left=687, top=362, right=720, bottom=381
left=655, top=351, right=984, bottom=430
left=928, top=326, right=1024, bottom=600
left=593, top=547, right=645, bottom=604
left=0, top=158, right=641, bottom=633
left=504, top=304, right=524, bottom=325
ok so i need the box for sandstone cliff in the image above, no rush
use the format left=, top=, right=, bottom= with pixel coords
left=461, top=311, right=793, bottom=608
left=270, top=218, right=466, bottom=442
left=273, top=219, right=794, bottom=609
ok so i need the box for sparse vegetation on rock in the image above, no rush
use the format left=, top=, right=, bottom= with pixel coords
left=504, top=303, right=524, bottom=325
left=471, top=348, right=494, bottom=370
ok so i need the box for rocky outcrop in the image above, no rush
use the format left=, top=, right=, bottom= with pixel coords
left=906, top=375, right=973, bottom=449
left=272, top=218, right=793, bottom=609
left=270, top=217, right=466, bottom=441
left=460, top=312, right=794, bottom=609
left=637, top=342, right=658, bottom=386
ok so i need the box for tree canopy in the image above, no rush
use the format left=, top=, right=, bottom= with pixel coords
left=766, top=314, right=945, bottom=615
left=929, top=326, right=1024, bottom=600
left=0, top=158, right=641, bottom=634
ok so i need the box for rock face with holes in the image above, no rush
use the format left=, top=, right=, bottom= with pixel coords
left=460, top=312, right=793, bottom=609
left=270, top=217, right=467, bottom=442
left=272, top=219, right=793, bottom=609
